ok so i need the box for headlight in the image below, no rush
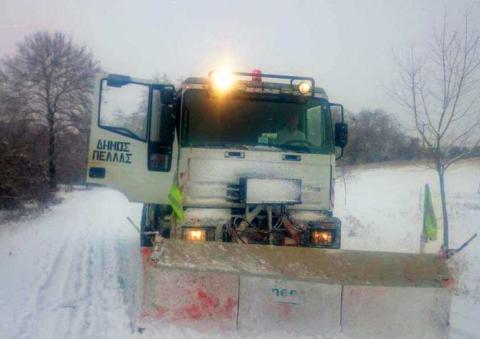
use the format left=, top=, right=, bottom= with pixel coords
left=184, top=228, right=207, bottom=242
left=311, top=230, right=333, bottom=246
left=298, top=81, right=312, bottom=95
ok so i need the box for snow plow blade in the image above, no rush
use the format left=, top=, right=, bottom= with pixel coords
left=138, top=239, right=451, bottom=338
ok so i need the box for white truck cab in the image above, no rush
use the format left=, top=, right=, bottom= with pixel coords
left=86, top=70, right=348, bottom=249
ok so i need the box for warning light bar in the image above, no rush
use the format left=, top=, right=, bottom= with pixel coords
left=208, top=70, right=315, bottom=97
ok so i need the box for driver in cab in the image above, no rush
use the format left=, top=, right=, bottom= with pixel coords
left=277, top=112, right=305, bottom=144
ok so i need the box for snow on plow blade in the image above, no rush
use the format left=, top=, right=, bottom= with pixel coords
left=138, top=239, right=451, bottom=338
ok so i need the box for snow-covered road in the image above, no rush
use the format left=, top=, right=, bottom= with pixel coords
left=0, top=159, right=479, bottom=338
left=0, top=188, right=144, bottom=339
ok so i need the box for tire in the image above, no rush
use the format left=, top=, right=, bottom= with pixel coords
left=140, top=204, right=172, bottom=247
left=140, top=204, right=153, bottom=247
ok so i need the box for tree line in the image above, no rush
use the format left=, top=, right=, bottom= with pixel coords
left=339, top=108, right=480, bottom=166
left=340, top=109, right=422, bottom=165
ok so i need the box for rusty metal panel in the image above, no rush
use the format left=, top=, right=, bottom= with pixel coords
left=341, top=285, right=451, bottom=339
left=152, top=239, right=450, bottom=287
left=238, top=276, right=341, bottom=336
left=138, top=249, right=239, bottom=332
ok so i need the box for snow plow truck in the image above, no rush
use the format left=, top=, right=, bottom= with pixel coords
left=86, top=70, right=452, bottom=337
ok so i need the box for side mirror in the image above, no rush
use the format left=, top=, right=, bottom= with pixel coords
left=330, top=103, right=347, bottom=160
left=335, top=122, right=348, bottom=148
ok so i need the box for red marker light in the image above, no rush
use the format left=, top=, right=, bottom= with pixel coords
left=251, top=69, right=262, bottom=82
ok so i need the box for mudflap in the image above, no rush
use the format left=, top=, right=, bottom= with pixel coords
left=137, top=240, right=452, bottom=337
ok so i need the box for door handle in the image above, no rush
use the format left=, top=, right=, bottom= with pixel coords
left=89, top=167, right=106, bottom=178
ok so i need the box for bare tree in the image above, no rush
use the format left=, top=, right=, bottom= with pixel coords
left=391, top=11, right=480, bottom=253
left=0, top=32, right=99, bottom=189
left=0, top=74, right=50, bottom=208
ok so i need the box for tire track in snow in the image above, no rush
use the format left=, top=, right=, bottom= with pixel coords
left=53, top=232, right=91, bottom=339
left=90, top=218, right=137, bottom=337
left=91, top=225, right=128, bottom=337
left=4, top=189, right=143, bottom=339
left=14, top=226, right=78, bottom=339
left=59, top=191, right=114, bottom=338
left=116, top=233, right=143, bottom=333
left=65, top=233, right=96, bottom=338
left=37, top=227, right=89, bottom=338
left=68, top=207, right=134, bottom=338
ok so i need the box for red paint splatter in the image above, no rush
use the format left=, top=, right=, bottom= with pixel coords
left=140, top=247, right=155, bottom=267
left=198, top=289, right=220, bottom=309
left=222, top=297, right=237, bottom=315
left=185, top=304, right=203, bottom=320
left=177, top=289, right=237, bottom=321
left=140, top=247, right=153, bottom=257
left=155, top=306, right=168, bottom=319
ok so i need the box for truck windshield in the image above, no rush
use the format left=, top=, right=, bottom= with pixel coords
left=181, top=89, right=334, bottom=154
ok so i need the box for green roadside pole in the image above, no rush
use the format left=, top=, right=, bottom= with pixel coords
left=423, top=184, right=438, bottom=242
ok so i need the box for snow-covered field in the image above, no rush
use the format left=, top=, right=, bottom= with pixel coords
left=335, top=159, right=480, bottom=339
left=0, top=159, right=479, bottom=339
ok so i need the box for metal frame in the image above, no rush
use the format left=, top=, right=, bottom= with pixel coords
left=97, top=77, right=150, bottom=142
left=179, top=88, right=334, bottom=154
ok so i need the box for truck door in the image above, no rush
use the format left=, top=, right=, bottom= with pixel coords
left=86, top=73, right=177, bottom=204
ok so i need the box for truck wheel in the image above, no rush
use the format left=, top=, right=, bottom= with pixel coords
left=140, top=204, right=172, bottom=247
left=140, top=204, right=153, bottom=247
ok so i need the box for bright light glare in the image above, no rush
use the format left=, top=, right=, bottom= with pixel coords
left=184, top=228, right=207, bottom=241
left=312, top=230, right=333, bottom=245
left=212, top=70, right=234, bottom=92
left=298, top=81, right=312, bottom=95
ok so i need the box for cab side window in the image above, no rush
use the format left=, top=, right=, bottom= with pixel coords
left=99, top=80, right=149, bottom=141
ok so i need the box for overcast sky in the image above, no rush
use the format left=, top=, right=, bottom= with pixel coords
left=0, top=0, right=476, bottom=114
